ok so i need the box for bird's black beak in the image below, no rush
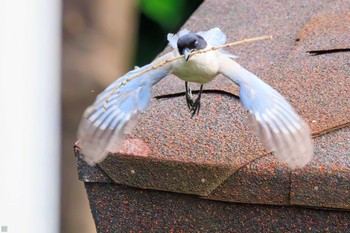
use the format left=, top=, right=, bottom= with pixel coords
left=183, top=48, right=191, bottom=61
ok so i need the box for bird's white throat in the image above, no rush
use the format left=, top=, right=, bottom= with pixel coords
left=171, top=49, right=220, bottom=84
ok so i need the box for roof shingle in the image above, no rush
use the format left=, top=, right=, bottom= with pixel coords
left=76, top=0, right=350, bottom=212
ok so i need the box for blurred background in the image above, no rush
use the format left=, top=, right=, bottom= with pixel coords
left=61, top=0, right=203, bottom=232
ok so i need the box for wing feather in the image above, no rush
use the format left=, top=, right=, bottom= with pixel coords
left=167, top=28, right=190, bottom=49
left=219, top=55, right=313, bottom=169
left=197, top=27, right=227, bottom=46
left=78, top=54, right=173, bottom=165
left=197, top=28, right=237, bottom=58
left=168, top=28, right=237, bottom=58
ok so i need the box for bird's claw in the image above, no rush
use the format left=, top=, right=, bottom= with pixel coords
left=190, top=97, right=201, bottom=118
left=185, top=82, right=203, bottom=118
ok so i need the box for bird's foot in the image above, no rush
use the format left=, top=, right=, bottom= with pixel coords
left=185, top=82, right=203, bottom=118
left=190, top=97, right=201, bottom=118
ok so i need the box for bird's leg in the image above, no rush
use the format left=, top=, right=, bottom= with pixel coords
left=190, top=84, right=203, bottom=118
left=185, top=81, right=194, bottom=109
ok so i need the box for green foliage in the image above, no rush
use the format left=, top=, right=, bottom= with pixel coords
left=135, top=0, right=203, bottom=65
left=139, top=0, right=185, bottom=30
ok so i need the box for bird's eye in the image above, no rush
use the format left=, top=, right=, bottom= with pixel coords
left=190, top=40, right=198, bottom=47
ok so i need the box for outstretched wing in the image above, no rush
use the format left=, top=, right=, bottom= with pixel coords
left=78, top=53, right=174, bottom=165
left=219, top=55, right=313, bottom=169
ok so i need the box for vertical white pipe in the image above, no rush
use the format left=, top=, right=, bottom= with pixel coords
left=0, top=1, right=61, bottom=233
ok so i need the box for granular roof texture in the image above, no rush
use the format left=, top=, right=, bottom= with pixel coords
left=76, top=0, right=350, bottom=230
left=85, top=183, right=350, bottom=233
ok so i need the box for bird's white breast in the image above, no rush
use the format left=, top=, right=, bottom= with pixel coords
left=171, top=49, right=220, bottom=84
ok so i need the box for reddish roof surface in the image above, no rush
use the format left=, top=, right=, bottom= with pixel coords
left=76, top=0, right=350, bottom=212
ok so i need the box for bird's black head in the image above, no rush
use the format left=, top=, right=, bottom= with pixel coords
left=177, top=33, right=207, bottom=61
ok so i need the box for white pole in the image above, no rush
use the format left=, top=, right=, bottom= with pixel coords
left=0, top=1, right=61, bottom=233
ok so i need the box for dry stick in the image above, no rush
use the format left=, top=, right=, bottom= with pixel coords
left=103, top=35, right=273, bottom=110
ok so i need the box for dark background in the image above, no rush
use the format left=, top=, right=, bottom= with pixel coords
left=136, top=0, right=203, bottom=65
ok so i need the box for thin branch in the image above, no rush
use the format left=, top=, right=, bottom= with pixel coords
left=104, top=35, right=273, bottom=110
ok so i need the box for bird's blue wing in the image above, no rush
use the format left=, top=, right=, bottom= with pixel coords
left=219, top=56, right=313, bottom=169
left=78, top=54, right=173, bottom=165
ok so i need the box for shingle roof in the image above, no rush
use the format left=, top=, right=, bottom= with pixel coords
left=76, top=0, right=350, bottom=211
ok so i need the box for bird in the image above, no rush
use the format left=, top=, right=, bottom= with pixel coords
left=77, top=27, right=313, bottom=169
